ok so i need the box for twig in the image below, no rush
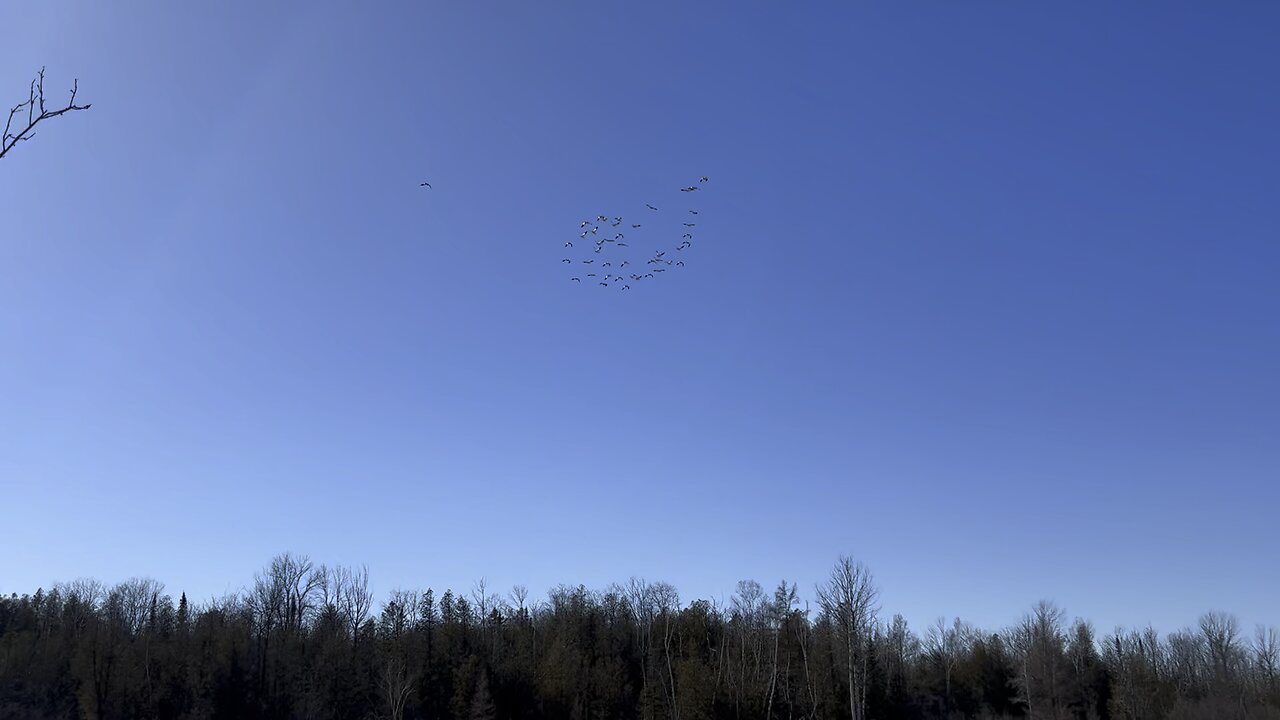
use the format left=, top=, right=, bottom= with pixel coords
left=1, top=67, right=92, bottom=160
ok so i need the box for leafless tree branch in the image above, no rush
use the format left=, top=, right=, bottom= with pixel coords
left=2, top=67, right=91, bottom=160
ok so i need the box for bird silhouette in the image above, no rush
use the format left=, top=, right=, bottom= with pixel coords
left=646, top=204, right=658, bottom=211
left=420, top=182, right=432, bottom=188
left=617, top=242, right=628, bottom=247
left=599, top=282, right=608, bottom=287
left=603, top=262, right=612, bottom=267
left=680, top=186, right=698, bottom=192
left=623, top=285, right=631, bottom=290
left=676, top=261, right=685, bottom=266
left=580, top=231, right=588, bottom=238
left=689, top=210, right=698, bottom=215
left=565, top=241, right=573, bottom=247
left=562, top=259, right=571, bottom=263
left=699, top=176, right=708, bottom=183
left=583, top=259, right=594, bottom=264
left=632, top=224, right=642, bottom=228
left=571, top=277, right=581, bottom=282
left=682, top=234, right=693, bottom=239
left=684, top=223, right=695, bottom=227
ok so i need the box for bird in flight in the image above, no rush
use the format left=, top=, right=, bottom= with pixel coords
left=699, top=176, right=708, bottom=183
left=419, top=182, right=432, bottom=188
left=571, top=277, right=580, bottom=282
left=689, top=210, right=698, bottom=215
left=646, top=204, right=658, bottom=211
left=562, top=259, right=571, bottom=263
left=680, top=186, right=698, bottom=192
left=684, top=223, right=695, bottom=227
left=565, top=241, right=573, bottom=247
left=632, top=224, right=642, bottom=228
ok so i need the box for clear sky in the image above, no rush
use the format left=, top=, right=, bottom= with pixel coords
left=2, top=2, right=1278, bottom=637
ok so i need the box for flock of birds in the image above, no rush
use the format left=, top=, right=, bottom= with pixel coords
left=418, top=176, right=710, bottom=292
left=560, top=177, right=709, bottom=290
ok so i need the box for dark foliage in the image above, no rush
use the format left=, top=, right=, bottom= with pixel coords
left=2, top=554, right=1277, bottom=720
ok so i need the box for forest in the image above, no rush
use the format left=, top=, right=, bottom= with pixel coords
left=1, top=554, right=1277, bottom=720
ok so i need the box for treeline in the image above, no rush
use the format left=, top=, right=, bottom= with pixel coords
left=1, top=554, right=1277, bottom=720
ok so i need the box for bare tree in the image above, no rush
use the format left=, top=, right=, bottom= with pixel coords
left=1009, top=601, right=1069, bottom=720
left=816, top=556, right=879, bottom=720
left=1199, top=611, right=1244, bottom=683
left=2, top=68, right=91, bottom=160
left=509, top=584, right=530, bottom=624
left=107, top=577, right=165, bottom=636
left=766, top=581, right=798, bottom=720
left=925, top=616, right=972, bottom=717
left=247, top=553, right=323, bottom=637
left=378, top=654, right=417, bottom=720
left=321, top=564, right=373, bottom=643
left=1253, top=625, right=1279, bottom=697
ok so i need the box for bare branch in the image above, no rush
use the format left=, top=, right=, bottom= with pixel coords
left=1, top=67, right=92, bottom=161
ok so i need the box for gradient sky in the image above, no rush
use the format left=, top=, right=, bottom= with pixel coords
left=2, top=2, right=1278, bottom=638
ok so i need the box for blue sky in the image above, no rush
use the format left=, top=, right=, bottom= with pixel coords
left=2, top=2, right=1278, bottom=637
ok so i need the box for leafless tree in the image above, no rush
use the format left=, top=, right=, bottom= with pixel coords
left=378, top=654, right=417, bottom=720
left=1199, top=611, right=1244, bottom=683
left=247, top=553, right=323, bottom=637
left=2, top=68, right=91, bottom=160
left=509, top=584, right=530, bottom=624
left=321, top=564, right=373, bottom=642
left=1009, top=601, right=1070, bottom=720
left=106, top=577, right=165, bottom=636
left=766, top=581, right=798, bottom=720
left=816, top=556, right=879, bottom=720
left=652, top=581, right=682, bottom=720
left=1253, top=625, right=1279, bottom=697
left=926, top=616, right=973, bottom=716
left=380, top=589, right=421, bottom=639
